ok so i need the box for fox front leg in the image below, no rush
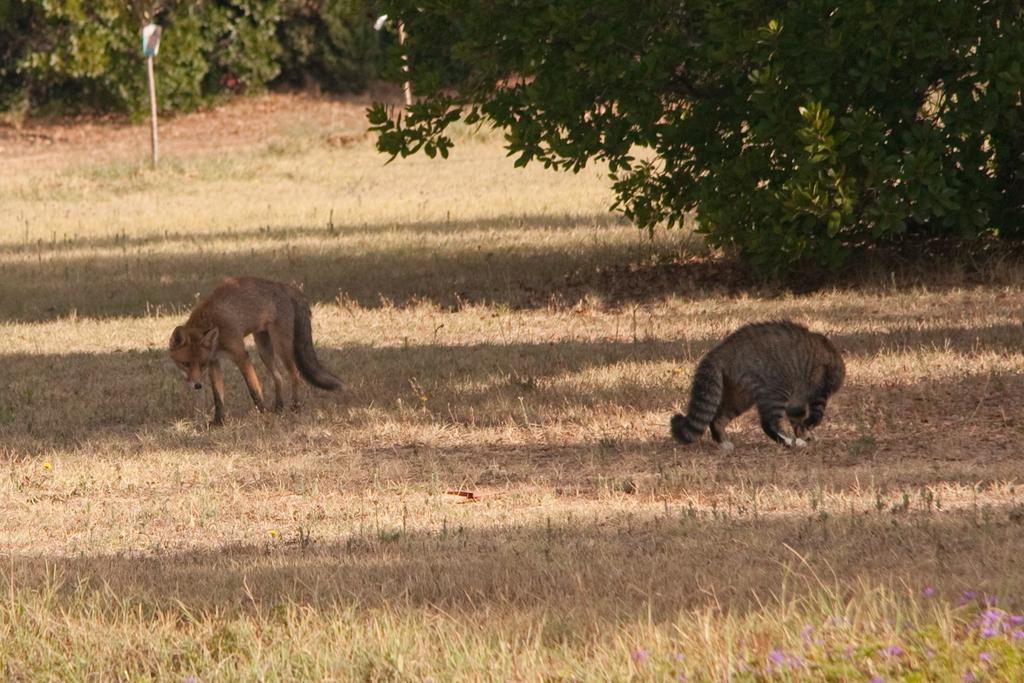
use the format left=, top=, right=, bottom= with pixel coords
left=208, top=359, right=227, bottom=426
left=222, top=345, right=266, bottom=413
left=236, top=357, right=266, bottom=412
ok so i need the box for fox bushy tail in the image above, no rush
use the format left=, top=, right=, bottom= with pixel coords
left=671, top=358, right=723, bottom=443
left=292, top=296, right=342, bottom=391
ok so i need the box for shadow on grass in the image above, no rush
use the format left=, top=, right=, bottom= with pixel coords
left=0, top=213, right=628, bottom=256
left=1, top=321, right=1022, bottom=460
left=0, top=339, right=682, bottom=450
left=5, top=507, right=1024, bottom=620
left=0, top=213, right=715, bottom=322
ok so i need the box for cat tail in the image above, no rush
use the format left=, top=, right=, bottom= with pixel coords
left=671, top=357, right=723, bottom=443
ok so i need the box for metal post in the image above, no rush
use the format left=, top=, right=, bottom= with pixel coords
left=397, top=21, right=412, bottom=107
left=146, top=54, right=159, bottom=168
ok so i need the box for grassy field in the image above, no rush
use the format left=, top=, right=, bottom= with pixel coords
left=2, top=94, right=1024, bottom=681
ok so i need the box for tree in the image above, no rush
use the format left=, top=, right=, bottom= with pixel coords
left=368, top=0, right=1024, bottom=274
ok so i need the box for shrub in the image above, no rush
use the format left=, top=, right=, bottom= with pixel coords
left=369, top=0, right=1024, bottom=274
left=0, top=0, right=381, bottom=118
left=277, top=0, right=382, bottom=93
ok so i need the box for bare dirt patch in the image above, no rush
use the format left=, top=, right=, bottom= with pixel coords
left=0, top=88, right=397, bottom=167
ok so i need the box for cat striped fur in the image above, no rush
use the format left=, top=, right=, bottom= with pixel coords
left=671, top=321, right=845, bottom=449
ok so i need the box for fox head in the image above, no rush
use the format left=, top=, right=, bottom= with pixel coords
left=168, top=326, right=219, bottom=390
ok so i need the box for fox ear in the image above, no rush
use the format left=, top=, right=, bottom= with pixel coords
left=200, top=327, right=219, bottom=349
left=169, top=326, right=187, bottom=349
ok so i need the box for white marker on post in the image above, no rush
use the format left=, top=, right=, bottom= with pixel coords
left=142, top=23, right=162, bottom=168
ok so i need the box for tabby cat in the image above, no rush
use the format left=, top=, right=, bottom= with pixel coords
left=670, top=321, right=845, bottom=449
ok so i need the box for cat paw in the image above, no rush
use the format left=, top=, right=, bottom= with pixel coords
left=793, top=438, right=808, bottom=449
left=719, top=441, right=735, bottom=453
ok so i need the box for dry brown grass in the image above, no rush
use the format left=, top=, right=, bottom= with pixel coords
left=2, top=94, right=1024, bottom=680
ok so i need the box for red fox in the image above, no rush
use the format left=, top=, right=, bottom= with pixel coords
left=169, top=277, right=341, bottom=425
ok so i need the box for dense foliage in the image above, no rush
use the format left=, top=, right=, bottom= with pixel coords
left=0, top=0, right=381, bottom=117
left=369, top=0, right=1024, bottom=273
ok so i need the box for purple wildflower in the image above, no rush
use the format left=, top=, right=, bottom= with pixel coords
left=959, top=590, right=978, bottom=606
left=979, top=652, right=993, bottom=664
left=1007, top=614, right=1024, bottom=626
left=922, top=586, right=936, bottom=598
left=883, top=645, right=904, bottom=658
left=631, top=648, right=650, bottom=665
left=801, top=624, right=814, bottom=643
left=1011, top=630, right=1024, bottom=641
left=869, top=677, right=884, bottom=683
left=767, top=649, right=802, bottom=670
left=977, top=607, right=1013, bottom=637
left=963, top=671, right=977, bottom=683
left=982, top=595, right=998, bottom=607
